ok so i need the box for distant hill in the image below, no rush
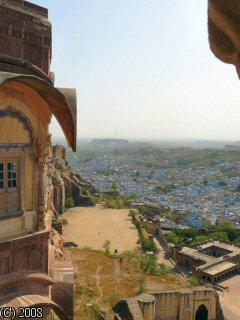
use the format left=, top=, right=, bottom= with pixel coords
left=224, top=145, right=240, bottom=151
left=90, top=139, right=129, bottom=147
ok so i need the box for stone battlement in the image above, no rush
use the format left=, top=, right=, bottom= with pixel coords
left=0, top=0, right=48, bottom=18
left=114, top=287, right=224, bottom=320
left=0, top=0, right=51, bottom=74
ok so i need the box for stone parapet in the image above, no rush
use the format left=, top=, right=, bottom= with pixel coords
left=114, top=288, right=222, bottom=320
left=0, top=229, right=50, bottom=277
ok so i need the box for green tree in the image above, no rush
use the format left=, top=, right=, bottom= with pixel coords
left=180, top=228, right=197, bottom=240
left=222, top=227, right=239, bottom=242
left=138, top=235, right=157, bottom=253
left=190, top=235, right=212, bottom=246
left=140, top=255, right=158, bottom=275
left=111, top=181, right=119, bottom=190
left=212, top=231, right=228, bottom=242
left=166, top=232, right=181, bottom=245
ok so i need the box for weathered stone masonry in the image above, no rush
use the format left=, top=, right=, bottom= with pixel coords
left=0, top=1, right=77, bottom=318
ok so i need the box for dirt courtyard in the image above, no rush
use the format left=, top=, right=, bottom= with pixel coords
left=218, top=275, right=240, bottom=320
left=62, top=206, right=140, bottom=253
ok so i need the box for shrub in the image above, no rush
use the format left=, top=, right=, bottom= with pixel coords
left=61, top=218, right=68, bottom=226
left=158, top=263, right=172, bottom=277
left=212, top=231, right=228, bottom=242
left=75, top=284, right=84, bottom=296
left=234, top=237, right=240, bottom=245
left=137, top=276, right=147, bottom=294
left=133, top=220, right=141, bottom=229
left=123, top=250, right=141, bottom=265
left=139, top=205, right=148, bottom=215
left=103, top=240, right=111, bottom=255
left=188, top=276, right=200, bottom=287
left=223, top=227, right=239, bottom=242
left=138, top=235, right=157, bottom=253
left=111, top=181, right=119, bottom=190
left=140, top=255, right=158, bottom=275
left=75, top=283, right=98, bottom=298
left=65, top=197, right=74, bottom=208
left=92, top=303, right=102, bottom=320
left=180, top=228, right=197, bottom=240
left=129, top=209, right=136, bottom=218
left=189, top=235, right=212, bottom=246
left=122, top=198, right=132, bottom=208
left=166, top=232, right=181, bottom=245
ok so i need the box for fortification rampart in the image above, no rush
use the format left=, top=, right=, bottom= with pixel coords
left=114, top=287, right=224, bottom=320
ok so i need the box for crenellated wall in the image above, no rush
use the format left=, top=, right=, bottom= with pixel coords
left=114, top=288, right=223, bottom=320
left=0, top=0, right=51, bottom=74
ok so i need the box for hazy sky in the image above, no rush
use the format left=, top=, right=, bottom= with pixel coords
left=34, top=0, right=240, bottom=141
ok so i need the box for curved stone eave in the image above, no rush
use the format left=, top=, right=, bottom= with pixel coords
left=208, top=38, right=236, bottom=65
left=0, top=72, right=77, bottom=151
left=208, top=0, right=240, bottom=77
left=0, top=293, right=71, bottom=320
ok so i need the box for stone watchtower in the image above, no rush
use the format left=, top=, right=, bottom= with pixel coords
left=0, top=0, right=76, bottom=318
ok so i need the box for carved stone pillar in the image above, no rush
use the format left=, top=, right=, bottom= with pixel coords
left=37, top=134, right=52, bottom=230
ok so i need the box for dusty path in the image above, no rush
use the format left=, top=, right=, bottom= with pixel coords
left=153, top=237, right=173, bottom=268
left=62, top=206, right=140, bottom=253
left=95, top=266, right=103, bottom=303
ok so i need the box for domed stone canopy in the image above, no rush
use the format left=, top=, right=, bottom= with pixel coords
left=0, top=71, right=77, bottom=151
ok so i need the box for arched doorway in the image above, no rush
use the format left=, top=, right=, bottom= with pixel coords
left=195, top=304, right=208, bottom=320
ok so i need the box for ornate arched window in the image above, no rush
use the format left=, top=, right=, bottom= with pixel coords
left=0, top=107, right=34, bottom=217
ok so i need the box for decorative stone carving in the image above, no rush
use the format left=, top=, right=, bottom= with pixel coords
left=38, top=134, right=52, bottom=159
left=37, top=133, right=52, bottom=229
left=0, top=231, right=49, bottom=276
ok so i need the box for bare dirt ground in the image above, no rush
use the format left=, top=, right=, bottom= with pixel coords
left=64, top=248, right=189, bottom=319
left=62, top=205, right=190, bottom=319
left=218, top=275, right=240, bottom=320
left=62, top=205, right=140, bottom=253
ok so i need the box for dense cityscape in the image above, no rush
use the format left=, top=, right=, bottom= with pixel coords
left=67, top=139, right=240, bottom=229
